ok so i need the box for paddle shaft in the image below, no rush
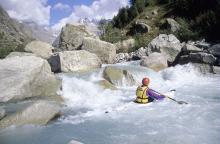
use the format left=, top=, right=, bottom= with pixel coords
left=150, top=89, right=186, bottom=104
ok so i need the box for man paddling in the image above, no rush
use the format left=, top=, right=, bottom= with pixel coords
left=135, top=77, right=165, bottom=104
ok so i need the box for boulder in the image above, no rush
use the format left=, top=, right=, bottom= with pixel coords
left=209, top=44, right=220, bottom=56
left=0, top=100, right=60, bottom=129
left=165, top=18, right=180, bottom=32
left=115, top=53, right=130, bottom=63
left=115, top=38, right=135, bottom=53
left=82, top=37, right=116, bottom=64
left=214, top=66, right=220, bottom=74
left=25, top=40, right=53, bottom=59
left=140, top=52, right=168, bottom=71
left=59, top=50, right=101, bottom=73
left=194, top=40, right=210, bottom=49
left=0, top=56, right=61, bottom=102
left=103, top=66, right=136, bottom=86
left=131, top=47, right=148, bottom=60
left=96, top=80, right=118, bottom=90
left=178, top=53, right=217, bottom=65
left=148, top=34, right=182, bottom=64
left=191, top=63, right=214, bottom=74
left=58, top=24, right=97, bottom=51
left=6, top=52, right=36, bottom=58
left=182, top=43, right=202, bottom=53
left=0, top=107, right=6, bottom=120
left=47, top=53, right=61, bottom=73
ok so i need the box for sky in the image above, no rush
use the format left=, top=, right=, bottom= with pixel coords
left=0, top=0, right=129, bottom=31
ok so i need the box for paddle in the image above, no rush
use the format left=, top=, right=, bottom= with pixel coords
left=151, top=89, right=188, bottom=105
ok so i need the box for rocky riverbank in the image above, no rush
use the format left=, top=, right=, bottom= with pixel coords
left=0, top=23, right=220, bottom=130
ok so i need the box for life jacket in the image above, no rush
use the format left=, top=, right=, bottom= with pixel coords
left=135, top=86, right=149, bottom=104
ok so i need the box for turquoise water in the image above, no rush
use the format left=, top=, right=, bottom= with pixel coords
left=0, top=63, right=220, bottom=144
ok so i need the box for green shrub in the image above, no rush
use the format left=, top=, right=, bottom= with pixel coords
left=174, top=18, right=198, bottom=41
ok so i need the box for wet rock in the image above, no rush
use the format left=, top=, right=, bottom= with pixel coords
left=182, top=44, right=202, bottom=53
left=209, top=44, right=220, bottom=56
left=6, top=52, right=36, bottom=58
left=115, top=53, right=130, bottom=63
left=96, top=80, right=118, bottom=90
left=115, top=38, right=135, bottom=53
left=103, top=66, right=136, bottom=86
left=82, top=37, right=116, bottom=64
left=165, top=18, right=180, bottom=32
left=0, top=107, right=6, bottom=120
left=140, top=52, right=168, bottom=71
left=59, top=50, right=101, bottom=73
left=214, top=66, right=220, bottom=74
left=0, top=100, right=61, bottom=129
left=58, top=24, right=98, bottom=51
left=148, top=34, right=182, bottom=64
left=0, top=56, right=61, bottom=102
left=47, top=53, right=61, bottom=73
left=191, top=63, right=214, bottom=74
left=179, top=52, right=216, bottom=65
left=25, top=40, right=53, bottom=59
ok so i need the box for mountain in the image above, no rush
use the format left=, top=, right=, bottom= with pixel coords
left=0, top=5, right=32, bottom=58
left=20, top=22, right=56, bottom=44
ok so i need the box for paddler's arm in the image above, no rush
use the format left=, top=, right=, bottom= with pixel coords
left=147, top=89, right=165, bottom=100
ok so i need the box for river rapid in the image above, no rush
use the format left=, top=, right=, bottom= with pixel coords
left=0, top=61, right=220, bottom=144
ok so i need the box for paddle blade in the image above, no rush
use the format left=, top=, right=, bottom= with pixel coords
left=178, top=101, right=188, bottom=104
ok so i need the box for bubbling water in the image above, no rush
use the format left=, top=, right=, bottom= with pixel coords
left=0, top=62, right=220, bottom=144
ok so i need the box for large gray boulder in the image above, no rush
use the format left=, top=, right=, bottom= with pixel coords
left=182, top=43, right=202, bottom=53
left=209, top=44, right=220, bottom=56
left=140, top=52, right=168, bottom=71
left=58, top=24, right=97, bottom=51
left=191, top=63, right=214, bottom=74
left=25, top=40, right=53, bottom=59
left=130, top=47, right=148, bottom=60
left=103, top=66, right=136, bottom=86
left=59, top=50, right=101, bottom=73
left=6, top=52, right=36, bottom=58
left=0, top=56, right=61, bottom=102
left=0, top=107, right=6, bottom=120
left=165, top=18, right=180, bottom=32
left=148, top=34, right=182, bottom=64
left=115, top=38, right=135, bottom=53
left=47, top=53, right=61, bottom=73
left=0, top=100, right=60, bottom=129
left=115, top=53, right=130, bottom=63
left=178, top=52, right=216, bottom=65
left=82, top=37, right=116, bottom=64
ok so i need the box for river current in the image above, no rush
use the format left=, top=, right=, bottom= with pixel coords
left=1, top=61, right=220, bottom=144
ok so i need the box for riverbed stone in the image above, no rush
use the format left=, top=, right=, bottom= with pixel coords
left=6, top=52, right=36, bottom=58
left=58, top=24, right=97, bottom=51
left=148, top=34, right=182, bottom=64
left=25, top=40, right=53, bottom=59
left=0, top=56, right=61, bottom=102
left=59, top=50, right=102, bottom=72
left=0, top=100, right=60, bottom=129
left=82, top=37, right=116, bottom=64
left=96, top=80, right=118, bottom=90
left=192, top=63, right=214, bottom=74
left=103, top=66, right=136, bottom=86
left=140, top=52, right=168, bottom=71
left=115, top=38, right=135, bottom=53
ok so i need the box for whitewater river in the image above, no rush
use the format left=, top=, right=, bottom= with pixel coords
left=0, top=61, right=220, bottom=144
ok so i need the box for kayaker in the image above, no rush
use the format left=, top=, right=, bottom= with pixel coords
left=135, top=77, right=165, bottom=104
